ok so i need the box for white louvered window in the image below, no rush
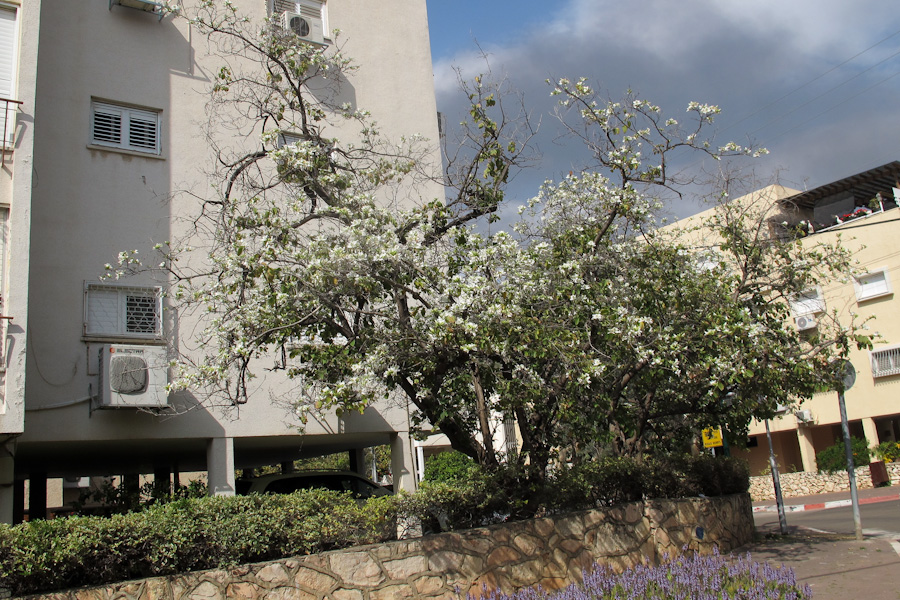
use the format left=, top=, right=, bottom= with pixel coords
left=0, top=6, right=18, bottom=146
left=85, top=284, right=162, bottom=338
left=790, top=288, right=825, bottom=316
left=871, top=345, right=900, bottom=378
left=90, top=101, right=161, bottom=155
left=855, top=268, right=892, bottom=302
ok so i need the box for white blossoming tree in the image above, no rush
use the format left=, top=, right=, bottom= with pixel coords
left=136, top=3, right=869, bottom=481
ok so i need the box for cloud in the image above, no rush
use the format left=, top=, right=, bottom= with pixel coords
left=432, top=0, right=900, bottom=220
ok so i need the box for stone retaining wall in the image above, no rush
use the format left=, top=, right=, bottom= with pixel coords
left=749, top=462, right=900, bottom=501
left=19, top=494, right=752, bottom=600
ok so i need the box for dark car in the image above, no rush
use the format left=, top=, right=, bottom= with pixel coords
left=235, top=471, right=391, bottom=499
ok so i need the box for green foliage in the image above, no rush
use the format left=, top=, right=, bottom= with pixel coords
left=0, top=454, right=748, bottom=596
left=422, top=451, right=477, bottom=483
left=0, top=490, right=395, bottom=597
left=816, top=437, right=871, bottom=473
left=874, top=440, right=900, bottom=462
left=71, top=478, right=208, bottom=517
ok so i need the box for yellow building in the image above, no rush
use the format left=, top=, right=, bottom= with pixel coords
left=681, top=161, right=900, bottom=475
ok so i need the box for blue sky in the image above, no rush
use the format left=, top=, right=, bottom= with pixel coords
left=425, top=0, right=900, bottom=220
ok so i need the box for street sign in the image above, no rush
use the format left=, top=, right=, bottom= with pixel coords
left=702, top=427, right=723, bottom=448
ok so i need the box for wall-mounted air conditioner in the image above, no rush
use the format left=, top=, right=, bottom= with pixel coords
left=109, top=0, right=164, bottom=20
left=99, top=344, right=168, bottom=408
left=281, top=11, right=325, bottom=45
left=795, top=409, right=814, bottom=424
left=795, top=314, right=817, bottom=331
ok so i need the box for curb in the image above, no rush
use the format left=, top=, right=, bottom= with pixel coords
left=753, top=493, right=900, bottom=513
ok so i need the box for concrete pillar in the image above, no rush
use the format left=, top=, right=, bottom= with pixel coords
left=348, top=448, right=365, bottom=475
left=862, top=417, right=880, bottom=456
left=207, top=437, right=235, bottom=496
left=12, top=479, right=23, bottom=524
left=415, top=442, right=425, bottom=482
left=28, top=472, right=47, bottom=521
left=153, top=465, right=171, bottom=498
left=797, top=427, right=818, bottom=472
left=390, top=431, right=416, bottom=493
left=0, top=446, right=13, bottom=524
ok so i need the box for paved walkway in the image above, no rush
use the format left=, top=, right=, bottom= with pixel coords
left=741, top=486, right=900, bottom=600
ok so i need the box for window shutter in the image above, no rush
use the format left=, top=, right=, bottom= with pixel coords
left=127, top=108, right=158, bottom=151
left=0, top=8, right=17, bottom=145
left=125, top=292, right=159, bottom=334
left=87, top=288, right=121, bottom=335
left=92, top=103, right=123, bottom=145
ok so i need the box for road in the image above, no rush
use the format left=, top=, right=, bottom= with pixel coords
left=754, top=499, right=900, bottom=538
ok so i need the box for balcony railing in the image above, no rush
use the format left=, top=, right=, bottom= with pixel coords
left=0, top=97, right=23, bottom=167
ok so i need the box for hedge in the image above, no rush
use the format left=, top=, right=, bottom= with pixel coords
left=0, top=454, right=748, bottom=596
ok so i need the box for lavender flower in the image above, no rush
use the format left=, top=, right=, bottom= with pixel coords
left=463, top=548, right=812, bottom=600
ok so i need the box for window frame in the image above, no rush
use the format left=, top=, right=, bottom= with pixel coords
left=871, top=344, right=900, bottom=378
left=89, top=99, right=162, bottom=156
left=84, top=283, right=163, bottom=340
left=854, top=267, right=892, bottom=302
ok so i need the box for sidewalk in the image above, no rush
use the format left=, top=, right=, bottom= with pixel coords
left=751, top=484, right=900, bottom=513
left=741, top=486, right=900, bottom=600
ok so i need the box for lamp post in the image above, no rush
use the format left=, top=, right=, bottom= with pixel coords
left=834, top=359, right=863, bottom=541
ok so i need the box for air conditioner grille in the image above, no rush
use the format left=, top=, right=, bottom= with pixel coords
left=109, top=355, right=148, bottom=394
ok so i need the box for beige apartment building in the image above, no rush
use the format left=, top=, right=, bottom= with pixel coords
left=682, top=162, right=900, bottom=476
left=0, top=0, right=444, bottom=523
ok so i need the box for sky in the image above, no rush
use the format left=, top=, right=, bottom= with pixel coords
left=424, top=0, right=900, bottom=222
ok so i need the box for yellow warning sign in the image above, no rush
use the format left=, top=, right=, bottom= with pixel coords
left=702, top=428, right=723, bottom=448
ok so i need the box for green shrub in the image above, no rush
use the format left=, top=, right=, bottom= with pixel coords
left=0, top=454, right=750, bottom=596
left=873, top=440, right=900, bottom=462
left=422, top=450, right=478, bottom=483
left=0, top=489, right=395, bottom=597
left=816, top=437, right=871, bottom=473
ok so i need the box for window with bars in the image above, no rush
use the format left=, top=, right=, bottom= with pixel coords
left=85, top=284, right=162, bottom=338
left=871, top=346, right=900, bottom=378
left=854, top=268, right=892, bottom=302
left=90, top=100, right=161, bottom=155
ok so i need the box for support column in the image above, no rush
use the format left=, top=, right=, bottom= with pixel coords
left=28, top=472, right=47, bottom=521
left=153, top=465, right=171, bottom=498
left=797, top=427, right=818, bottom=472
left=390, top=431, right=416, bottom=493
left=348, top=448, right=365, bottom=475
left=862, top=418, right=880, bottom=457
left=12, top=479, right=23, bottom=524
left=207, top=437, right=235, bottom=496
left=415, top=442, right=425, bottom=482
left=0, top=445, right=13, bottom=524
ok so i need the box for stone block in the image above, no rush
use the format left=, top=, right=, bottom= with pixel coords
left=265, top=587, right=318, bottom=600
left=140, top=579, right=171, bottom=600
left=412, top=575, right=445, bottom=595
left=328, top=552, right=384, bottom=587
left=256, top=564, right=292, bottom=586
left=382, top=555, right=427, bottom=580
left=512, top=533, right=543, bottom=556
left=224, top=582, right=262, bottom=600
left=294, top=566, right=337, bottom=592
left=332, top=589, right=364, bottom=600
left=186, top=581, right=221, bottom=599
left=369, top=584, right=414, bottom=600
left=427, top=550, right=464, bottom=572
left=485, top=546, right=522, bottom=569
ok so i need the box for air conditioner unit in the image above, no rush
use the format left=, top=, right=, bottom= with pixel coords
left=795, top=409, right=814, bottom=424
left=280, top=11, right=325, bottom=45
left=795, top=314, right=817, bottom=331
left=99, top=344, right=168, bottom=408
left=109, top=0, right=164, bottom=19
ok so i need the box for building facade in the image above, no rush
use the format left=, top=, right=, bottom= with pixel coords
left=738, top=162, right=900, bottom=475
left=0, top=0, right=443, bottom=523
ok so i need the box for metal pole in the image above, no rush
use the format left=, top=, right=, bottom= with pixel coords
left=837, top=389, right=864, bottom=540
left=765, top=419, right=788, bottom=535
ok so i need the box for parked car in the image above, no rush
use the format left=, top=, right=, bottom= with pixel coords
left=235, top=471, right=391, bottom=499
